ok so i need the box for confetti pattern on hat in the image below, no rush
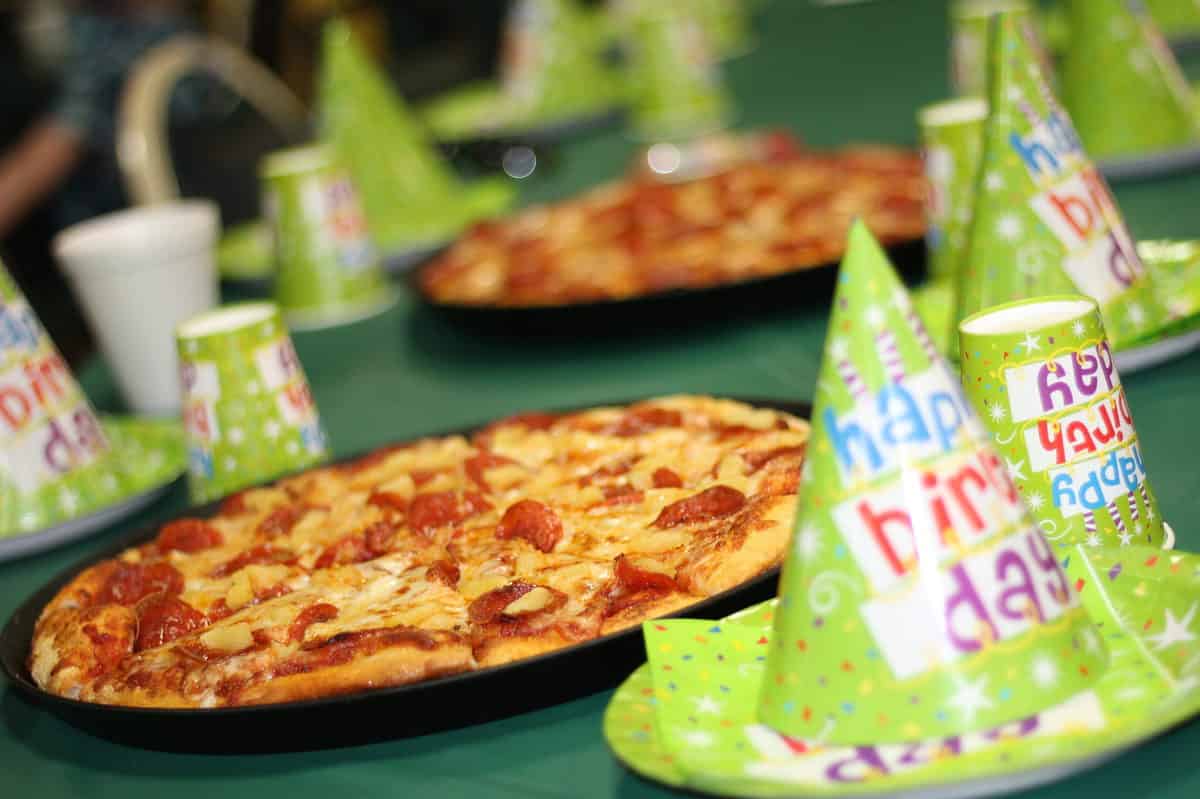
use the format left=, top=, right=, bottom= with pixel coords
left=754, top=222, right=1106, bottom=746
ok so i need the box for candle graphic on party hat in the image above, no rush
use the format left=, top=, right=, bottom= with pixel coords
left=958, top=295, right=1167, bottom=549
left=757, top=222, right=1107, bottom=745
left=954, top=11, right=1171, bottom=353
left=1059, top=0, right=1200, bottom=160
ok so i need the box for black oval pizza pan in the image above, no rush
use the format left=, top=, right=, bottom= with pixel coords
left=0, top=397, right=810, bottom=754
left=406, top=237, right=927, bottom=336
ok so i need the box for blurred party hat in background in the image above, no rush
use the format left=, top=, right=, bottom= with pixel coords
left=318, top=20, right=514, bottom=254
left=1058, top=0, right=1200, bottom=160
left=499, top=0, right=623, bottom=119
left=955, top=11, right=1172, bottom=351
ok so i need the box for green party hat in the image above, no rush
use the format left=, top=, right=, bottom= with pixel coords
left=499, top=0, right=622, bottom=119
left=0, top=265, right=130, bottom=537
left=318, top=20, right=472, bottom=252
left=757, top=222, right=1107, bottom=745
left=619, top=0, right=733, bottom=140
left=1144, top=0, right=1200, bottom=38
left=955, top=11, right=1172, bottom=352
left=1059, top=0, right=1200, bottom=160
left=696, top=0, right=754, bottom=59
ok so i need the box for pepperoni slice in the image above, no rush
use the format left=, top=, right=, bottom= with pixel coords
left=219, top=492, right=252, bottom=516
left=156, top=519, right=223, bottom=553
left=206, top=598, right=234, bottom=622
left=653, top=485, right=746, bottom=528
left=363, top=521, right=396, bottom=556
left=464, top=451, right=518, bottom=491
left=408, top=491, right=492, bottom=537
left=468, top=582, right=535, bottom=624
left=367, top=490, right=408, bottom=514
left=652, top=468, right=684, bottom=488
left=598, top=485, right=644, bottom=507
left=134, top=594, right=207, bottom=651
left=496, top=500, right=563, bottom=552
left=289, top=603, right=339, bottom=643
left=313, top=536, right=371, bottom=570
left=741, top=444, right=807, bottom=473
left=257, top=506, right=304, bottom=539
left=610, top=407, right=684, bottom=437
left=95, top=562, right=185, bottom=605
left=211, top=545, right=296, bottom=578
left=428, top=559, right=460, bottom=588
left=614, top=555, right=679, bottom=593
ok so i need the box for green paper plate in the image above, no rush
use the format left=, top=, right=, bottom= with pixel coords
left=605, top=544, right=1200, bottom=798
left=0, top=416, right=186, bottom=561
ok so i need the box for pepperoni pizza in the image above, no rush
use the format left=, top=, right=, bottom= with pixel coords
left=29, top=396, right=808, bottom=708
left=417, top=146, right=925, bottom=307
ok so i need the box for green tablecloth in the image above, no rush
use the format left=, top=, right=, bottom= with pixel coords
left=4, top=1, right=1200, bottom=796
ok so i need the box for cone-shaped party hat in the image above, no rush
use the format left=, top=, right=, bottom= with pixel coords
left=499, top=0, right=622, bottom=118
left=955, top=12, right=1171, bottom=352
left=318, top=20, right=508, bottom=252
left=757, top=223, right=1107, bottom=745
left=696, top=0, right=754, bottom=59
left=1059, top=0, right=1200, bottom=160
left=618, top=0, right=733, bottom=140
left=1144, top=0, right=1200, bottom=39
left=0, top=265, right=123, bottom=537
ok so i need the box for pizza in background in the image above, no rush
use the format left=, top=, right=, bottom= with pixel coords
left=418, top=145, right=925, bottom=307
left=30, top=396, right=808, bottom=708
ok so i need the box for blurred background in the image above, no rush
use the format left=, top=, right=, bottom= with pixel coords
left=0, top=0, right=520, bottom=365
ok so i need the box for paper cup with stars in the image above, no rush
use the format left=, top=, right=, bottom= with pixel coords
left=176, top=302, right=329, bottom=504
left=622, top=0, right=733, bottom=141
left=752, top=222, right=1106, bottom=746
left=949, top=0, right=1033, bottom=97
left=919, top=97, right=988, bottom=290
left=955, top=10, right=1173, bottom=353
left=958, top=295, right=1167, bottom=551
left=1059, top=0, right=1200, bottom=161
left=260, top=144, right=396, bottom=332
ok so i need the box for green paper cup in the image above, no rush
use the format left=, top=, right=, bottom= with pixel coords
left=950, top=0, right=1033, bottom=96
left=919, top=97, right=988, bottom=286
left=176, top=302, right=330, bottom=503
left=1059, top=0, right=1200, bottom=159
left=0, top=263, right=133, bottom=536
left=959, top=295, right=1166, bottom=549
left=757, top=223, right=1106, bottom=745
left=260, top=145, right=394, bottom=330
left=625, top=5, right=732, bottom=141
left=956, top=11, right=1172, bottom=353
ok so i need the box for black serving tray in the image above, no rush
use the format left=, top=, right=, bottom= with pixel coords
left=0, top=397, right=810, bottom=753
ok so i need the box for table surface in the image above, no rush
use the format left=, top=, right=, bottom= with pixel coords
left=5, top=1, right=1200, bottom=796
